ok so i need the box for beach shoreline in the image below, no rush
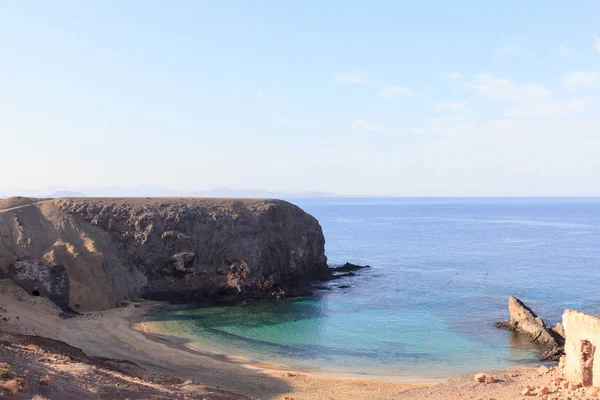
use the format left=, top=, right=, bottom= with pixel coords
left=129, top=301, right=446, bottom=384
left=60, top=303, right=572, bottom=399
left=0, top=279, right=566, bottom=399
left=53, top=301, right=436, bottom=399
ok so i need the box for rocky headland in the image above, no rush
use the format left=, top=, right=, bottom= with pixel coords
left=0, top=197, right=330, bottom=312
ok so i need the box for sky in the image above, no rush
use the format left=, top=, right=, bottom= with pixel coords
left=1, top=1, right=599, bottom=197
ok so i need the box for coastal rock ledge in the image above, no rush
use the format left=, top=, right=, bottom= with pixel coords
left=0, top=197, right=330, bottom=311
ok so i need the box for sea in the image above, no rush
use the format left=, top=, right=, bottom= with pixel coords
left=144, top=198, right=600, bottom=378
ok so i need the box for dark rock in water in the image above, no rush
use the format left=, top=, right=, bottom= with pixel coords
left=541, top=346, right=565, bottom=362
left=337, top=285, right=352, bottom=289
left=494, top=321, right=516, bottom=330
left=329, top=262, right=371, bottom=273
left=330, top=272, right=356, bottom=280
left=495, top=296, right=565, bottom=361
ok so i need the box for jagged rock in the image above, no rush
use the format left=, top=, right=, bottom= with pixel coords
left=541, top=346, right=564, bottom=362
left=162, top=251, right=196, bottom=277
left=495, top=296, right=564, bottom=361
left=330, top=272, right=356, bottom=280
left=329, top=262, right=371, bottom=273
left=474, top=373, right=486, bottom=383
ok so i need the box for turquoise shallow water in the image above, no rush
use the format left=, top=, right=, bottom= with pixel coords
left=145, top=198, right=600, bottom=377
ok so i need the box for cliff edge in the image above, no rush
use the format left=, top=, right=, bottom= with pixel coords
left=0, top=197, right=329, bottom=311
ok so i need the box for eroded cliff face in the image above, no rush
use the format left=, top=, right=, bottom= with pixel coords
left=0, top=198, right=329, bottom=311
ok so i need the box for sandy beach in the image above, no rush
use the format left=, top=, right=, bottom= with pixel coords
left=129, top=303, right=447, bottom=383
left=57, top=303, right=587, bottom=400
left=56, top=302, right=435, bottom=399
left=2, top=279, right=591, bottom=399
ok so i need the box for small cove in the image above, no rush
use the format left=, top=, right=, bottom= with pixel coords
left=143, top=198, right=600, bottom=376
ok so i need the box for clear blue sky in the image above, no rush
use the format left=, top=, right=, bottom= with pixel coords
left=1, top=1, right=599, bottom=196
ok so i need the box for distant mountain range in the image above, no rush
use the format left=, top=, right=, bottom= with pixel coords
left=0, top=186, right=342, bottom=199
left=46, top=191, right=87, bottom=198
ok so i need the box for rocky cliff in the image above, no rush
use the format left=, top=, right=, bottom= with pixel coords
left=0, top=198, right=329, bottom=311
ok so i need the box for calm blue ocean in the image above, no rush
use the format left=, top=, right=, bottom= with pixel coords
left=147, top=198, right=600, bottom=377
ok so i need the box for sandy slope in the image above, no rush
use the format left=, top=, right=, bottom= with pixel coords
left=0, top=197, right=47, bottom=212
left=0, top=333, right=249, bottom=400
left=0, top=280, right=248, bottom=399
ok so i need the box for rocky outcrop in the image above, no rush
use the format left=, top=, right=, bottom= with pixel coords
left=0, top=198, right=329, bottom=311
left=495, top=296, right=565, bottom=361
left=0, top=257, right=70, bottom=311
left=329, top=262, right=371, bottom=273
left=329, top=262, right=371, bottom=279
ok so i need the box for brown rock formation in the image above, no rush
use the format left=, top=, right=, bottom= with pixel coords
left=495, top=296, right=564, bottom=361
left=0, top=197, right=329, bottom=311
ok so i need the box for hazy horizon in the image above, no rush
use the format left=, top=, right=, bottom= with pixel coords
left=2, top=1, right=600, bottom=196
left=3, top=185, right=600, bottom=199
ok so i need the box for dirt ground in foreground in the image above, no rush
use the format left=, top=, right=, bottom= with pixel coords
left=0, top=332, right=249, bottom=400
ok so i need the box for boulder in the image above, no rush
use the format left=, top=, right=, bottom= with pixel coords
left=495, top=296, right=564, bottom=361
